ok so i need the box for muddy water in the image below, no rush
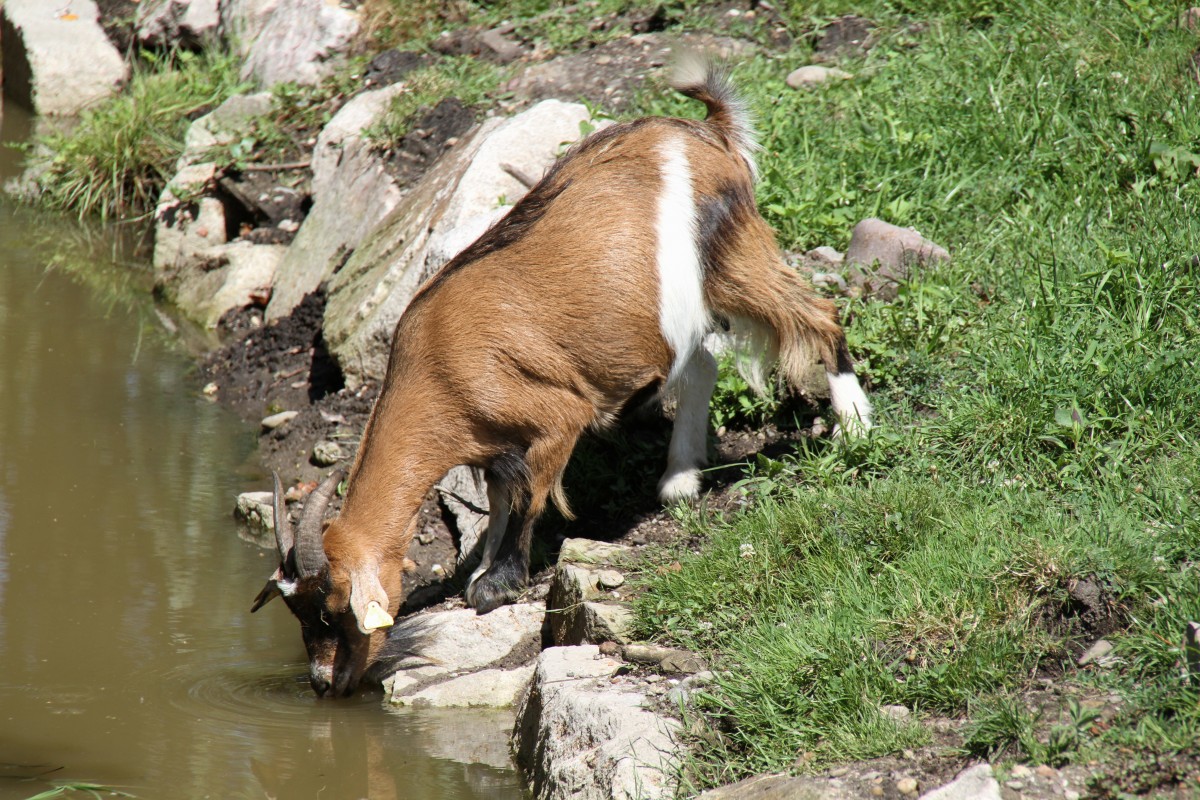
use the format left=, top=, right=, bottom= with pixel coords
left=0, top=105, right=522, bottom=799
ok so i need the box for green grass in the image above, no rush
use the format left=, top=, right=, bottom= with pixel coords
left=366, top=57, right=504, bottom=149
left=630, top=0, right=1200, bottom=791
left=31, top=50, right=246, bottom=221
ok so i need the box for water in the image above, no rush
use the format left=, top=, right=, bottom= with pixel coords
left=0, top=103, right=522, bottom=799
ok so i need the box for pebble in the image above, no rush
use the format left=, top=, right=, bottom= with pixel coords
left=261, top=410, right=299, bottom=430
left=596, top=569, right=625, bottom=589
left=311, top=440, right=345, bottom=467
left=896, top=777, right=918, bottom=795
left=786, top=65, right=853, bottom=89
left=202, top=381, right=219, bottom=396
left=881, top=704, right=912, bottom=723
left=1078, top=638, right=1114, bottom=666
left=1010, top=765, right=1033, bottom=779
left=1035, top=765, right=1057, bottom=779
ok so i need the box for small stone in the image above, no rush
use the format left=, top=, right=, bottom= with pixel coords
left=261, top=410, right=299, bottom=430
left=1065, top=790, right=1081, bottom=800
left=431, top=563, right=445, bottom=577
left=1078, top=638, right=1114, bottom=666
left=1035, top=765, right=1057, bottom=779
left=1181, top=7, right=1200, bottom=31
left=786, top=65, right=853, bottom=89
left=416, top=531, right=436, bottom=545
left=596, top=569, right=625, bottom=589
left=881, top=704, right=911, bottom=723
left=598, top=640, right=622, bottom=657
left=202, top=381, right=219, bottom=396
left=870, top=788, right=884, bottom=797
left=1010, top=765, right=1032, bottom=779
left=829, top=767, right=850, bottom=777
left=311, top=440, right=345, bottom=467
left=278, top=218, right=300, bottom=233
left=896, top=777, right=918, bottom=795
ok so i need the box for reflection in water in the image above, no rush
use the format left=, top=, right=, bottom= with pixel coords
left=0, top=102, right=521, bottom=799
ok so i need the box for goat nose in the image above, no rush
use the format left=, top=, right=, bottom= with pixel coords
left=310, top=676, right=333, bottom=697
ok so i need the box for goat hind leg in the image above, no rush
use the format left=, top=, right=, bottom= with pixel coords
left=658, top=347, right=717, bottom=503
left=464, top=476, right=512, bottom=611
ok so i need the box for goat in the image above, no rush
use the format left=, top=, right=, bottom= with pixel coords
left=251, top=56, right=872, bottom=697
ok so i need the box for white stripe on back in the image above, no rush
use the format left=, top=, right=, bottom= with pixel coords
left=656, top=137, right=708, bottom=386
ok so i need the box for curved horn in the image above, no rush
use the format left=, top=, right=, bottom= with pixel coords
left=271, top=471, right=295, bottom=570
left=295, top=469, right=342, bottom=577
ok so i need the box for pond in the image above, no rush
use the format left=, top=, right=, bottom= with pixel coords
left=0, top=102, right=522, bottom=800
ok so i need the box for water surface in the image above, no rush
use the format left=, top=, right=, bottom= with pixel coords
left=0, top=101, right=521, bottom=800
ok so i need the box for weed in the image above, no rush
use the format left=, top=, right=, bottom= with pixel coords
left=31, top=50, right=246, bottom=220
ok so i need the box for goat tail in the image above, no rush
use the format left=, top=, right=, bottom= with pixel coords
left=670, top=51, right=760, bottom=180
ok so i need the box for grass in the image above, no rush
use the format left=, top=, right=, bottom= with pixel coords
left=626, top=0, right=1200, bottom=792
left=365, top=57, right=504, bottom=149
left=30, top=50, right=246, bottom=221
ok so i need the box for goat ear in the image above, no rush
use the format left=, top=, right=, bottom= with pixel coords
left=251, top=580, right=282, bottom=612
left=349, top=569, right=393, bottom=633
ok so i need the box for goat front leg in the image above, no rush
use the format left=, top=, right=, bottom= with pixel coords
left=658, top=347, right=718, bottom=503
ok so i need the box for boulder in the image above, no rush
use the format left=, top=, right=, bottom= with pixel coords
left=513, top=645, right=681, bottom=800
left=136, top=0, right=220, bottom=48
left=265, top=83, right=412, bottom=320
left=437, top=465, right=490, bottom=564
left=384, top=603, right=544, bottom=708
left=0, top=0, right=128, bottom=116
left=324, top=100, right=602, bottom=387
left=547, top=563, right=633, bottom=646
left=218, top=0, right=278, bottom=58
left=152, top=162, right=227, bottom=272
left=234, top=491, right=274, bottom=545
left=845, top=218, right=949, bottom=300
left=235, top=0, right=359, bottom=88
left=697, top=773, right=861, bottom=800
left=167, top=240, right=286, bottom=328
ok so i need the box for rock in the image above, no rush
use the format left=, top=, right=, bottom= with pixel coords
left=623, top=644, right=706, bottom=674
left=234, top=491, right=274, bottom=541
left=383, top=603, right=544, bottom=707
left=785, top=65, right=853, bottom=89
left=391, top=665, right=535, bottom=709
left=310, top=440, right=345, bottom=466
left=806, top=246, right=845, bottom=266
left=424, top=206, right=511, bottom=273
left=1077, top=638, right=1114, bottom=666
left=897, top=777, right=919, bottom=796
left=513, top=646, right=680, bottom=800
left=323, top=100, right=602, bottom=387
left=436, top=465, right=490, bottom=562
left=881, top=704, right=912, bottom=723
left=919, top=764, right=1001, bottom=800
left=479, top=26, right=526, bottom=63
left=0, top=0, right=128, bottom=116
left=265, top=82, right=413, bottom=320
left=389, top=707, right=518, bottom=771
left=177, top=92, right=274, bottom=169
left=136, top=0, right=219, bottom=48
left=236, top=0, right=359, bottom=88
left=261, top=410, right=299, bottom=430
left=558, top=538, right=632, bottom=566
left=548, top=564, right=635, bottom=645
left=152, top=162, right=227, bottom=274
left=844, top=218, right=950, bottom=300
left=168, top=241, right=285, bottom=328
left=596, top=570, right=625, bottom=589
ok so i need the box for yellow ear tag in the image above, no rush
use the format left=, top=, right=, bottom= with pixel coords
left=363, top=601, right=394, bottom=631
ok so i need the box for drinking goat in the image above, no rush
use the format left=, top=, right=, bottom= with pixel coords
left=252, top=56, right=872, bottom=697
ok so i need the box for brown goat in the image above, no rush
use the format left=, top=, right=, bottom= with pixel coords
left=252, top=56, right=872, bottom=697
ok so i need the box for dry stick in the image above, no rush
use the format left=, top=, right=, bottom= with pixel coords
left=237, top=160, right=313, bottom=173
left=500, top=162, right=539, bottom=189
left=436, top=486, right=489, bottom=516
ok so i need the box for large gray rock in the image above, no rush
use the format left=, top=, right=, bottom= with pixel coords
left=236, top=0, right=359, bottom=88
left=513, top=645, right=680, bottom=800
left=547, top=563, right=633, bottom=646
left=324, top=100, right=601, bottom=387
left=136, top=0, right=220, bottom=47
left=152, top=162, right=228, bottom=273
left=845, top=218, right=950, bottom=300
left=265, top=83, right=411, bottom=320
left=385, top=603, right=544, bottom=708
left=1, top=0, right=128, bottom=115
left=217, top=0, right=278, bottom=57
left=437, top=465, right=490, bottom=565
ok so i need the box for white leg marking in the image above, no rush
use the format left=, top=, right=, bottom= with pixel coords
left=656, top=136, right=708, bottom=385
left=465, top=480, right=511, bottom=600
left=659, top=348, right=718, bottom=503
left=827, top=371, right=872, bottom=438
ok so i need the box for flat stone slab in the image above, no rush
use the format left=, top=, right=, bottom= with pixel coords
left=1, top=0, right=128, bottom=115
left=513, top=645, right=680, bottom=800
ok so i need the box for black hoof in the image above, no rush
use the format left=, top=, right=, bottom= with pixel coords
left=465, top=564, right=527, bottom=614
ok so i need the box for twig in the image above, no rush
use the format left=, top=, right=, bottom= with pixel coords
left=500, top=162, right=539, bottom=189
left=436, top=487, right=489, bottom=516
